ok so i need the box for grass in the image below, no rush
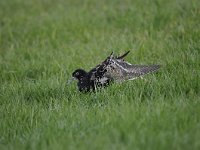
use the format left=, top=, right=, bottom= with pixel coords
left=0, top=0, right=200, bottom=149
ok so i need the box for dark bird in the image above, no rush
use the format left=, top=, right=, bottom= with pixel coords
left=72, top=51, right=160, bottom=92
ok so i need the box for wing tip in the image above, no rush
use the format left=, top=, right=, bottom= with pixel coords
left=117, top=51, right=130, bottom=59
left=153, top=64, right=161, bottom=70
left=147, top=64, right=161, bottom=73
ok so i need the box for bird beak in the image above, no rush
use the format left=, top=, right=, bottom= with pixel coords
left=67, top=77, right=76, bottom=85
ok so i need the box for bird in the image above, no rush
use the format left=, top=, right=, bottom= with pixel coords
left=72, top=51, right=160, bottom=92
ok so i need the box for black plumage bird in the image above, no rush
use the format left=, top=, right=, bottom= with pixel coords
left=72, top=51, right=160, bottom=92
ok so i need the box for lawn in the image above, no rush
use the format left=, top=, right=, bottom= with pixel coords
left=0, top=0, right=200, bottom=149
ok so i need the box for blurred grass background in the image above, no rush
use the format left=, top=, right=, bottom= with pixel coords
left=0, top=0, right=200, bottom=149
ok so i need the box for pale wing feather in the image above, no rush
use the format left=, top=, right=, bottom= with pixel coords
left=104, top=59, right=160, bottom=82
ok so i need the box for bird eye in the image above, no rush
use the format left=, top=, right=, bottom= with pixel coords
left=76, top=72, right=79, bottom=76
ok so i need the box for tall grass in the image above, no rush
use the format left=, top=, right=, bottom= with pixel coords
left=0, top=0, right=200, bottom=149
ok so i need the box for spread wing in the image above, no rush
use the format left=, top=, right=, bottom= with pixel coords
left=88, top=51, right=160, bottom=85
left=104, top=58, right=160, bottom=82
left=88, top=51, right=130, bottom=86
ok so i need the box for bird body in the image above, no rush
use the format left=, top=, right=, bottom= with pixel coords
left=72, top=51, right=160, bottom=92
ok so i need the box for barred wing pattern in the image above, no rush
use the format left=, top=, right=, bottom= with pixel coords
left=105, top=58, right=160, bottom=82
left=89, top=52, right=160, bottom=85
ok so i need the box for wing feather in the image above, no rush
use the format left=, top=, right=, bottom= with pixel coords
left=88, top=51, right=160, bottom=85
left=104, top=59, right=160, bottom=81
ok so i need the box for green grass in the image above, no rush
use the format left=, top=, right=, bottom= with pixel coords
left=0, top=0, right=200, bottom=149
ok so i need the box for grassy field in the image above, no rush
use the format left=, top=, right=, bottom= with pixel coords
left=0, top=0, right=200, bottom=149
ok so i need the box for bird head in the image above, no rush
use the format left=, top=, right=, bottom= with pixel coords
left=72, top=69, right=87, bottom=81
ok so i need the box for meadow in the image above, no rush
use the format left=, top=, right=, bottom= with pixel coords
left=0, top=0, right=200, bottom=149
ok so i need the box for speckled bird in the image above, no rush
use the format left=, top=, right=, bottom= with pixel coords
left=72, top=51, right=160, bottom=92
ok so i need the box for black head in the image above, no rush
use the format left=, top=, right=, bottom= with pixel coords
left=72, top=69, right=87, bottom=80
